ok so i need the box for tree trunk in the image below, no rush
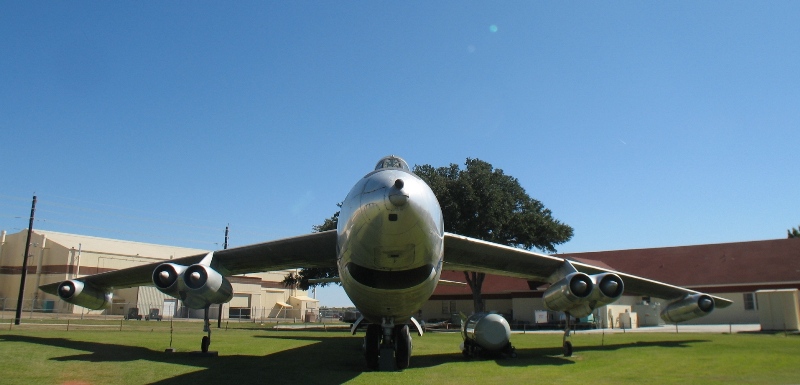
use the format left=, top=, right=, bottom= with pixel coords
left=464, top=271, right=486, bottom=313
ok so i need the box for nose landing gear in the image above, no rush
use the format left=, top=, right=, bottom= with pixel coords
left=363, top=317, right=413, bottom=371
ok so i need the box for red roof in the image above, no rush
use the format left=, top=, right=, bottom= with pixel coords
left=562, top=238, right=800, bottom=289
left=436, top=238, right=800, bottom=296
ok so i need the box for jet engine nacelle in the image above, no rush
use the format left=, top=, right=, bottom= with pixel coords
left=153, top=263, right=233, bottom=309
left=587, top=273, right=624, bottom=307
left=152, top=262, right=189, bottom=297
left=544, top=272, right=624, bottom=318
left=56, top=280, right=112, bottom=310
left=543, top=272, right=594, bottom=317
left=660, top=294, right=715, bottom=323
left=181, top=264, right=233, bottom=309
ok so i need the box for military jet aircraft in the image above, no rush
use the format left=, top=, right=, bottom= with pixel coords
left=41, top=155, right=732, bottom=370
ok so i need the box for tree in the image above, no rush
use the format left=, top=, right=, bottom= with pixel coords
left=789, top=225, right=800, bottom=238
left=415, top=159, right=573, bottom=313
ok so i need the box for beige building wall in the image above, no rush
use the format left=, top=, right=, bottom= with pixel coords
left=0, top=229, right=313, bottom=319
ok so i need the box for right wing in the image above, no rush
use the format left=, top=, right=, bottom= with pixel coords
left=40, top=230, right=338, bottom=295
left=442, top=233, right=732, bottom=307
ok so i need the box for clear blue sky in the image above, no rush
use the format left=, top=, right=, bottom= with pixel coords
left=2, top=2, right=798, bottom=306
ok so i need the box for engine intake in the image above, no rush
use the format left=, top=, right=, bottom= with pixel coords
left=587, top=273, right=624, bottom=307
left=661, top=294, right=715, bottom=323
left=56, top=280, right=112, bottom=310
left=152, top=263, right=188, bottom=296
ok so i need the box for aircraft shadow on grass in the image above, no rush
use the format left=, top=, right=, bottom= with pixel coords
left=0, top=333, right=709, bottom=383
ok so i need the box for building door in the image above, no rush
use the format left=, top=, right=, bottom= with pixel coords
left=163, top=299, right=176, bottom=318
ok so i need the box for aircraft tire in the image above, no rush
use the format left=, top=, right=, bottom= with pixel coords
left=563, top=341, right=573, bottom=357
left=201, top=336, right=210, bottom=353
left=395, top=325, right=411, bottom=369
left=365, top=324, right=381, bottom=370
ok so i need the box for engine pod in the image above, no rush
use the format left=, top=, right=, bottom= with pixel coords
left=180, top=264, right=234, bottom=309
left=56, top=280, right=112, bottom=310
left=543, top=272, right=594, bottom=316
left=661, top=294, right=715, bottom=323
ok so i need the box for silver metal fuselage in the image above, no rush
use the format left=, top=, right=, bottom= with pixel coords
left=337, top=167, right=444, bottom=324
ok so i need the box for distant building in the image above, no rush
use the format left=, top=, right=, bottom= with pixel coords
left=0, top=229, right=317, bottom=321
left=423, top=239, right=800, bottom=326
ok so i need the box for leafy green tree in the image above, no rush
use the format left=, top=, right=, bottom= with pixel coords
left=284, top=159, right=574, bottom=315
left=789, top=225, right=800, bottom=238
left=415, top=159, right=573, bottom=312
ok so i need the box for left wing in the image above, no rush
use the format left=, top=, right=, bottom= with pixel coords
left=40, top=230, right=338, bottom=296
left=442, top=233, right=733, bottom=308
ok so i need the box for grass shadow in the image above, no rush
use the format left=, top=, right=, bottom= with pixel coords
left=467, top=338, right=710, bottom=368
left=1, top=333, right=362, bottom=385
left=0, top=332, right=713, bottom=383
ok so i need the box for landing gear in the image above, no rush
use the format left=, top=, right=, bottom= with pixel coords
left=395, top=325, right=411, bottom=370
left=201, top=305, right=212, bottom=353
left=562, top=312, right=573, bottom=357
left=362, top=318, right=413, bottom=371
left=364, top=324, right=381, bottom=370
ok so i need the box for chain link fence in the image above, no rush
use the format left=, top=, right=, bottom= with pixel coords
left=0, top=297, right=322, bottom=324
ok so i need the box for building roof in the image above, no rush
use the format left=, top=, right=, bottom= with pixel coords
left=36, top=230, right=209, bottom=260
left=560, top=238, right=800, bottom=290
left=434, top=238, right=800, bottom=297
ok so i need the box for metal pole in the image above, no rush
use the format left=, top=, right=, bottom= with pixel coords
left=14, top=195, right=37, bottom=325
left=218, top=225, right=228, bottom=329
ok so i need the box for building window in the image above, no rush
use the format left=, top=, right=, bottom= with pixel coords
left=743, top=293, right=757, bottom=310
left=442, top=301, right=448, bottom=315
left=450, top=301, right=456, bottom=314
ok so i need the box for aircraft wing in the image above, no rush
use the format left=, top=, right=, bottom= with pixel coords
left=40, top=230, right=338, bottom=295
left=442, top=233, right=733, bottom=308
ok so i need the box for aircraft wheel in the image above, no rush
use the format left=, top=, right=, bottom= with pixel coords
left=563, top=341, right=573, bottom=357
left=506, top=344, right=517, bottom=358
left=395, top=325, right=411, bottom=370
left=201, top=336, right=210, bottom=353
left=364, top=324, right=381, bottom=370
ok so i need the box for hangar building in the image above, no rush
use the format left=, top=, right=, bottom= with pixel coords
left=424, top=238, right=800, bottom=327
left=0, top=229, right=317, bottom=321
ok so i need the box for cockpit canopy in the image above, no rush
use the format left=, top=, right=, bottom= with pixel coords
left=374, top=155, right=410, bottom=171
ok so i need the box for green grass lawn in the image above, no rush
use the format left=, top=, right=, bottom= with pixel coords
left=1, top=320, right=798, bottom=385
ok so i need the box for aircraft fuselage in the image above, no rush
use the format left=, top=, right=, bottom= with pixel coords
left=336, top=158, right=444, bottom=324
